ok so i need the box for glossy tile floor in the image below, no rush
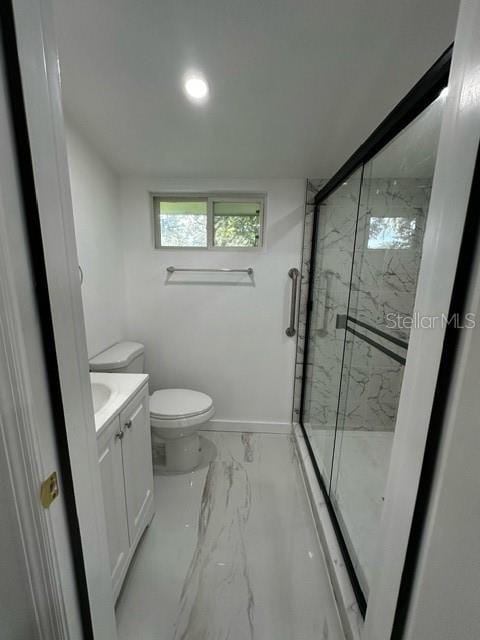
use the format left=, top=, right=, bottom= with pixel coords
left=116, top=431, right=344, bottom=640
left=313, top=430, right=394, bottom=594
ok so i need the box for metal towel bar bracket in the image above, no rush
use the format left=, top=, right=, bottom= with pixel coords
left=166, top=266, right=253, bottom=275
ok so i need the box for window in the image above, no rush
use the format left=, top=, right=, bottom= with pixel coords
left=152, top=194, right=264, bottom=249
left=155, top=199, right=208, bottom=248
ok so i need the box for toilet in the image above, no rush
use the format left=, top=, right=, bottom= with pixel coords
left=89, top=341, right=214, bottom=472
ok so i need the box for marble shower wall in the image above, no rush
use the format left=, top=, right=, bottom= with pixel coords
left=349, top=177, right=430, bottom=340
left=294, top=176, right=432, bottom=433
left=292, top=178, right=326, bottom=424
left=339, top=177, right=431, bottom=431
left=303, top=174, right=363, bottom=434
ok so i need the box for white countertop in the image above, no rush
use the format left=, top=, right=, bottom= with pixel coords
left=91, top=372, right=149, bottom=437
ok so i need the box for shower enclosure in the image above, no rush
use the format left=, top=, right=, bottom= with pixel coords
left=300, top=53, right=450, bottom=610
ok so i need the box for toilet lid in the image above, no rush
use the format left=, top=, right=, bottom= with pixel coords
left=150, top=389, right=213, bottom=419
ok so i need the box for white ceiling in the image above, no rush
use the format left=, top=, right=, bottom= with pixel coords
left=52, top=0, right=459, bottom=179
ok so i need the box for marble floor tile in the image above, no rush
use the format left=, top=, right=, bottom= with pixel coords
left=313, top=430, right=394, bottom=595
left=116, top=431, right=344, bottom=640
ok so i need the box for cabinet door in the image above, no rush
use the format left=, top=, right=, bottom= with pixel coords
left=121, top=386, right=154, bottom=544
left=97, top=417, right=130, bottom=595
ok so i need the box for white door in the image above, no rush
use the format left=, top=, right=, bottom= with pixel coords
left=10, top=0, right=118, bottom=637
left=0, top=432, right=42, bottom=640
left=0, top=15, right=82, bottom=638
left=97, top=417, right=130, bottom=596
left=121, top=387, right=154, bottom=544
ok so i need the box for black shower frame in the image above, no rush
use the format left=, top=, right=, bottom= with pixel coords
left=299, top=44, right=453, bottom=617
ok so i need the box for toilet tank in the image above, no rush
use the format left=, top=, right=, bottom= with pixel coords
left=89, top=341, right=145, bottom=373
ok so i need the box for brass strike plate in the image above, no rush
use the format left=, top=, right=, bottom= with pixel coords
left=40, top=471, right=59, bottom=508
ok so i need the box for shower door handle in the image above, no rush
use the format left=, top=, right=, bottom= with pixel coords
left=286, top=268, right=299, bottom=337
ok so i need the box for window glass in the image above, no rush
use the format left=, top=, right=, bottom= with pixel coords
left=213, top=201, right=262, bottom=248
left=152, top=195, right=264, bottom=249
left=158, top=200, right=207, bottom=247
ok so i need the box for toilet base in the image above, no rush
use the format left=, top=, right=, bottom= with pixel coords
left=153, top=434, right=216, bottom=475
left=163, top=432, right=201, bottom=473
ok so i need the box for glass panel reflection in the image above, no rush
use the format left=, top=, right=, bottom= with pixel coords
left=331, top=95, right=445, bottom=596
left=302, top=170, right=362, bottom=481
left=367, top=216, right=416, bottom=249
left=301, top=89, right=446, bottom=601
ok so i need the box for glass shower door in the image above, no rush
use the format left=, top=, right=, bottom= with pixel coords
left=302, top=170, right=362, bottom=481
left=330, top=96, right=445, bottom=597
left=301, top=89, right=446, bottom=603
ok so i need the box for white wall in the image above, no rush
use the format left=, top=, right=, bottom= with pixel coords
left=66, top=126, right=306, bottom=426
left=120, top=178, right=305, bottom=427
left=66, top=121, right=125, bottom=357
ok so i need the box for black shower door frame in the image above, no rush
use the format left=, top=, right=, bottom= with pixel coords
left=299, top=45, right=452, bottom=616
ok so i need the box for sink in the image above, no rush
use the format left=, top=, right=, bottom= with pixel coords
left=90, top=371, right=148, bottom=435
left=91, top=382, right=112, bottom=414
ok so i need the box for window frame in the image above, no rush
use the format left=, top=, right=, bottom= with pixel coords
left=151, top=192, right=265, bottom=250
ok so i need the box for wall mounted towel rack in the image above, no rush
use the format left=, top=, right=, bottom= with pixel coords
left=166, top=266, right=254, bottom=275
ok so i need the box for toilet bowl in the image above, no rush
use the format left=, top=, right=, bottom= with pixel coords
left=150, top=388, right=214, bottom=472
left=89, top=342, right=215, bottom=473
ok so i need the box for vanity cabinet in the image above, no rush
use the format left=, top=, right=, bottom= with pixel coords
left=121, top=387, right=153, bottom=544
left=97, top=415, right=130, bottom=596
left=97, top=384, right=154, bottom=600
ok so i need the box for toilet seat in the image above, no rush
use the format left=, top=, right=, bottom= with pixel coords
left=150, top=389, right=215, bottom=439
left=150, top=388, right=213, bottom=419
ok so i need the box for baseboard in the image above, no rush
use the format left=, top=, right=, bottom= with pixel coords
left=204, top=419, right=292, bottom=434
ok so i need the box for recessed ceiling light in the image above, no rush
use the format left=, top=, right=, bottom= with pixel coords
left=184, top=75, right=209, bottom=103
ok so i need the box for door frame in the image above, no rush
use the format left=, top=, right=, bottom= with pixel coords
left=3, top=0, right=118, bottom=637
